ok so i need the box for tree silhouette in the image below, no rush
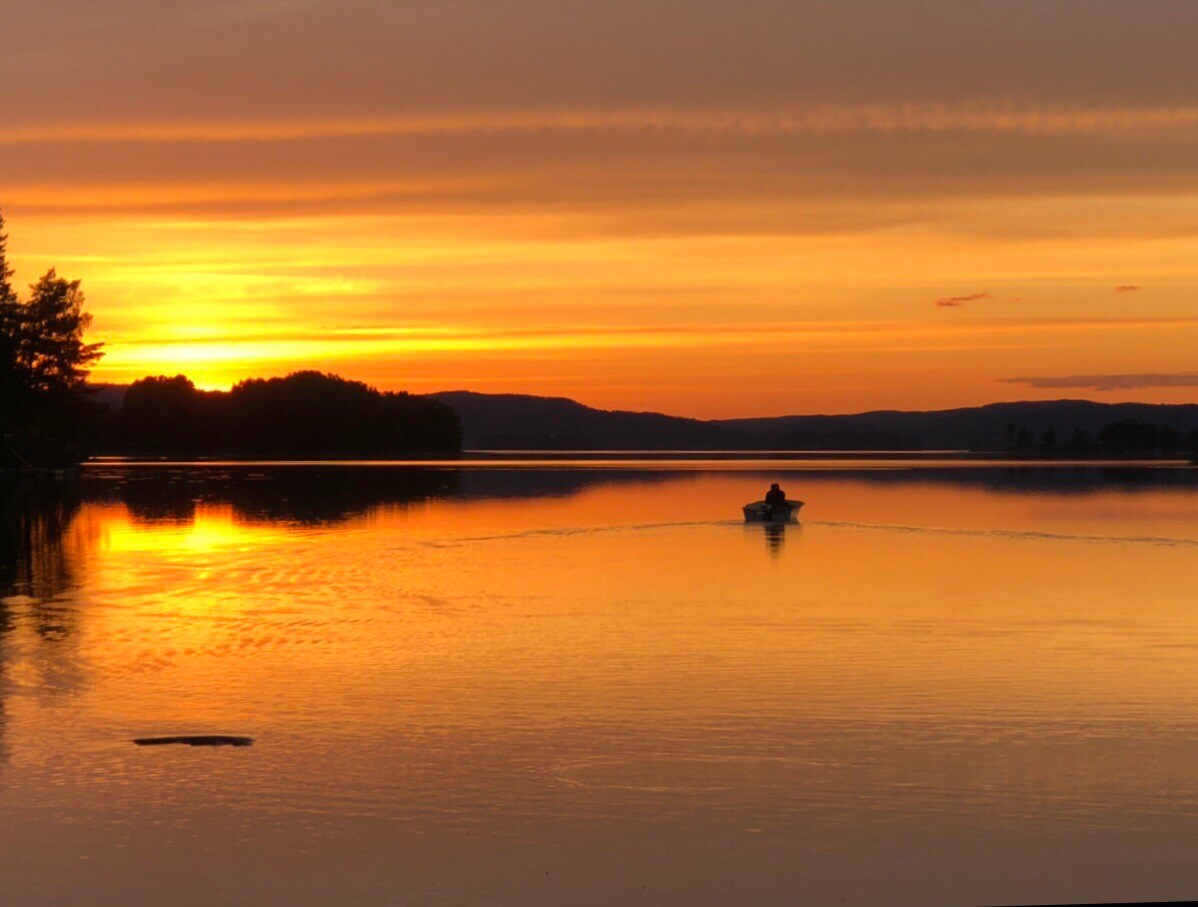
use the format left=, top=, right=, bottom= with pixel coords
left=14, top=270, right=103, bottom=395
left=117, top=375, right=211, bottom=454
left=0, top=217, right=21, bottom=429
left=224, top=371, right=461, bottom=455
left=116, top=370, right=461, bottom=456
left=0, top=213, right=104, bottom=468
left=1096, top=419, right=1184, bottom=453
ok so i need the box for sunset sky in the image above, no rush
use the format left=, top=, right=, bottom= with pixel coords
left=4, top=0, right=1198, bottom=417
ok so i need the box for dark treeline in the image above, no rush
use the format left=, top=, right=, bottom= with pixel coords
left=0, top=213, right=104, bottom=469
left=765, top=416, right=1198, bottom=454
left=770, top=420, right=1198, bottom=454
left=1000, top=419, right=1198, bottom=455
left=111, top=371, right=461, bottom=457
left=771, top=425, right=920, bottom=450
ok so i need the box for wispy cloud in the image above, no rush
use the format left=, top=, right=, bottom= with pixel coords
left=7, top=103, right=1198, bottom=147
left=1115, top=285, right=1142, bottom=292
left=934, top=292, right=991, bottom=308
left=1002, top=373, right=1198, bottom=391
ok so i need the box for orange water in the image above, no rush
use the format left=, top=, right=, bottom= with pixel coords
left=2, top=463, right=1197, bottom=905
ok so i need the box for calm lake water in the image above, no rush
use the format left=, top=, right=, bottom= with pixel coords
left=2, top=459, right=1197, bottom=905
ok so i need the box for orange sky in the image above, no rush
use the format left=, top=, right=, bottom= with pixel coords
left=4, top=0, right=1198, bottom=418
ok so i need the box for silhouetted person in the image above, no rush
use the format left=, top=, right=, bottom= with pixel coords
left=764, top=482, right=787, bottom=516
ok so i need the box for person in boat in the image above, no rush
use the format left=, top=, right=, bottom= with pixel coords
left=763, top=482, right=788, bottom=516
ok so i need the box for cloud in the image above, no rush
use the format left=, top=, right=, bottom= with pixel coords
left=1115, top=285, right=1142, bottom=292
left=8, top=103, right=1198, bottom=147
left=7, top=1, right=1198, bottom=132
left=1002, top=372, right=1198, bottom=391
left=934, top=292, right=991, bottom=308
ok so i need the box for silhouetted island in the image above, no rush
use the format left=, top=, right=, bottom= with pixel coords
left=106, top=372, right=461, bottom=457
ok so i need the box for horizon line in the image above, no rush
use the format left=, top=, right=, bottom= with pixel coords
left=87, top=377, right=1198, bottom=424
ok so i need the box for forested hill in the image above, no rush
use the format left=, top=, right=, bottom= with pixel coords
left=432, top=392, right=1198, bottom=453
left=110, top=372, right=461, bottom=456
left=715, top=400, right=1198, bottom=451
left=91, top=385, right=1198, bottom=454
left=430, top=391, right=750, bottom=450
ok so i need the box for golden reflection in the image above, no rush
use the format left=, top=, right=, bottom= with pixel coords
left=2, top=468, right=1198, bottom=904
left=45, top=469, right=1198, bottom=723
left=98, top=505, right=286, bottom=556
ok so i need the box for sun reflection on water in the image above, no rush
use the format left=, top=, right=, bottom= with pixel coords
left=1, top=465, right=1197, bottom=905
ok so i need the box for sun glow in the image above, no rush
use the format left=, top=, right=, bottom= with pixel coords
left=13, top=206, right=1186, bottom=412
left=6, top=2, right=1198, bottom=415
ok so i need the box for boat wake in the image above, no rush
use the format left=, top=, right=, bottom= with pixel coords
left=806, top=519, right=1198, bottom=548
left=419, top=520, right=731, bottom=547
left=422, top=517, right=1198, bottom=549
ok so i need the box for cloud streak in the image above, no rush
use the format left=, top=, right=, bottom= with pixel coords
left=8, top=102, right=1198, bottom=147
left=1002, top=373, right=1198, bottom=391
left=934, top=292, right=991, bottom=308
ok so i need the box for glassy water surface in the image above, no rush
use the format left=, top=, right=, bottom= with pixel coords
left=2, top=459, right=1197, bottom=905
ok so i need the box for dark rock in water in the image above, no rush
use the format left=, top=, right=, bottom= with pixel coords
left=133, top=735, right=253, bottom=747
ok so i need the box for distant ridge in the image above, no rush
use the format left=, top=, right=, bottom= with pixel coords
left=716, top=399, right=1198, bottom=451
left=93, top=385, right=1198, bottom=453
left=431, top=391, right=1198, bottom=452
left=430, top=391, right=751, bottom=450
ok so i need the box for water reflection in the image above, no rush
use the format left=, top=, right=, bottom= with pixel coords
left=752, top=521, right=788, bottom=555
left=85, top=465, right=462, bottom=525
left=82, top=460, right=1198, bottom=522
left=0, top=486, right=82, bottom=613
left=0, top=485, right=88, bottom=765
left=1, top=461, right=1197, bottom=905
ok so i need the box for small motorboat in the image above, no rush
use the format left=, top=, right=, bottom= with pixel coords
left=743, top=499, right=804, bottom=523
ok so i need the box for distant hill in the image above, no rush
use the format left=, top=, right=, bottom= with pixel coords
left=716, top=400, right=1198, bottom=450
left=433, top=391, right=1198, bottom=452
left=430, top=391, right=752, bottom=450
